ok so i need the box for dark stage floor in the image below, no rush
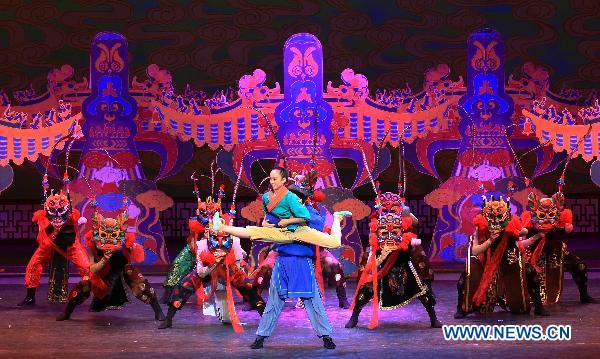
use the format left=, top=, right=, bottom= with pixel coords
left=1, top=276, right=599, bottom=358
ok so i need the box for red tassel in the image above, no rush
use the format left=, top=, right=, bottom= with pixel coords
left=124, top=232, right=136, bottom=248
left=473, top=214, right=488, bottom=231
left=225, top=264, right=244, bottom=333
left=350, top=212, right=385, bottom=325
left=312, top=191, right=326, bottom=202
left=400, top=232, right=415, bottom=251
left=401, top=215, right=413, bottom=231
left=349, top=266, right=367, bottom=311
left=505, top=216, right=523, bottom=238
left=224, top=251, right=236, bottom=266
left=349, top=232, right=377, bottom=310
left=32, top=210, right=50, bottom=233
left=315, top=246, right=325, bottom=299
left=84, top=231, right=96, bottom=255
left=367, top=244, right=379, bottom=329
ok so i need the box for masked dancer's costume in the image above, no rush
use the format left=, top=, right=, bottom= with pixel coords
left=56, top=200, right=164, bottom=321
left=345, top=191, right=441, bottom=329
left=454, top=195, right=547, bottom=318
left=160, top=182, right=224, bottom=303
left=519, top=191, right=595, bottom=304
left=18, top=174, right=90, bottom=306
left=159, top=196, right=265, bottom=331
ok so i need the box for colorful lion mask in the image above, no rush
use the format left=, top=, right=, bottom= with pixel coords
left=91, top=211, right=128, bottom=252
left=527, top=191, right=564, bottom=231
left=191, top=194, right=234, bottom=255
left=44, top=190, right=71, bottom=227
left=481, top=195, right=511, bottom=231
left=372, top=192, right=411, bottom=249
left=206, top=212, right=234, bottom=255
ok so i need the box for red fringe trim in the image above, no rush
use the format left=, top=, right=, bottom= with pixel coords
left=188, top=218, right=205, bottom=235
left=71, top=208, right=81, bottom=222
left=521, top=211, right=533, bottom=230
left=559, top=209, right=573, bottom=227
left=472, top=214, right=488, bottom=232
left=124, top=232, right=136, bottom=248
left=128, top=243, right=145, bottom=263
left=200, top=250, right=216, bottom=266
left=505, top=216, right=523, bottom=238
left=401, top=216, right=413, bottom=231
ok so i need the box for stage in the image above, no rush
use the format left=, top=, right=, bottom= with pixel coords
left=1, top=274, right=599, bottom=358
left=1, top=2, right=600, bottom=358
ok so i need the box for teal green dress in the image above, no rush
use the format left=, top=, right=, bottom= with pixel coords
left=262, top=191, right=311, bottom=231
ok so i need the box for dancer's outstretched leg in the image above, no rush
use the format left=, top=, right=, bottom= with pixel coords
left=222, top=211, right=352, bottom=248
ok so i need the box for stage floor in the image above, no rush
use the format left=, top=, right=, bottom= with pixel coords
left=1, top=276, right=599, bottom=358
